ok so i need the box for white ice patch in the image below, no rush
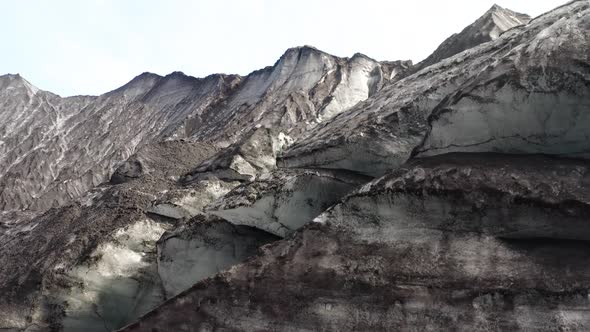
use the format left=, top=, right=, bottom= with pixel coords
left=277, top=132, right=295, bottom=151
left=320, top=56, right=381, bottom=120
left=230, top=155, right=258, bottom=180
left=211, top=172, right=358, bottom=237
left=417, top=85, right=590, bottom=158
left=53, top=218, right=168, bottom=331
left=149, top=180, right=239, bottom=220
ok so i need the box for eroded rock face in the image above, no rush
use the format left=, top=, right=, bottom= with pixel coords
left=3, top=2, right=590, bottom=331
left=0, top=72, right=237, bottom=215
left=157, top=215, right=279, bottom=298
left=414, top=13, right=590, bottom=157
left=111, top=140, right=218, bottom=184
left=1, top=46, right=405, bottom=223
left=0, top=49, right=406, bottom=328
left=0, top=186, right=169, bottom=331
left=120, top=154, right=590, bottom=332
left=321, top=153, right=590, bottom=241
left=414, top=4, right=530, bottom=73
left=50, top=218, right=168, bottom=332
left=184, top=127, right=285, bottom=183
left=208, top=168, right=370, bottom=237
left=186, top=46, right=410, bottom=146
left=281, top=0, right=590, bottom=177
left=0, top=142, right=219, bottom=331
left=181, top=50, right=413, bottom=185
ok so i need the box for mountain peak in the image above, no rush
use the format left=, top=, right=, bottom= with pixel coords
left=488, top=3, right=503, bottom=12
left=0, top=73, right=23, bottom=83
left=0, top=73, right=40, bottom=95
left=133, top=72, right=163, bottom=81
left=165, top=71, right=189, bottom=78
left=280, top=45, right=326, bottom=59
left=480, top=4, right=530, bottom=33
left=351, top=52, right=376, bottom=62
left=290, top=45, right=320, bottom=52
left=414, top=5, right=530, bottom=71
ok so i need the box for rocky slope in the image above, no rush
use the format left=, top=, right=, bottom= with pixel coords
left=281, top=0, right=590, bottom=176
left=122, top=153, right=590, bottom=331
left=413, top=4, right=530, bottom=73
left=2, top=1, right=590, bottom=331
left=0, top=72, right=238, bottom=215
left=0, top=47, right=405, bottom=219
left=0, top=47, right=407, bottom=330
left=186, top=46, right=410, bottom=144
left=0, top=141, right=219, bottom=331
left=120, top=1, right=590, bottom=331
left=0, top=144, right=367, bottom=330
left=207, top=168, right=370, bottom=237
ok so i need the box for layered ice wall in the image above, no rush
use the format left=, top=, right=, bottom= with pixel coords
left=208, top=169, right=369, bottom=237
left=281, top=1, right=590, bottom=177
left=157, top=216, right=279, bottom=298
left=415, top=7, right=590, bottom=158
left=121, top=153, right=590, bottom=332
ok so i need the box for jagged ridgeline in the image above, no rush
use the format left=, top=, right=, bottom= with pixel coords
left=1, top=1, right=590, bottom=331
left=0, top=48, right=410, bottom=218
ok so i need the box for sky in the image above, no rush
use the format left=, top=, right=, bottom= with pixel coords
left=1, top=0, right=567, bottom=97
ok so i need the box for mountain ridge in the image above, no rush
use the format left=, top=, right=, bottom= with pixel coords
left=407, top=3, right=531, bottom=75
left=0, top=45, right=409, bottom=216
left=2, top=1, right=590, bottom=331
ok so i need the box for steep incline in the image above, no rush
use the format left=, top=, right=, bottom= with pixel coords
left=118, top=1, right=590, bottom=331
left=0, top=72, right=238, bottom=213
left=281, top=0, right=590, bottom=176
left=5, top=2, right=590, bottom=331
left=0, top=47, right=407, bottom=218
left=122, top=153, right=590, bottom=332
left=0, top=47, right=410, bottom=330
left=187, top=46, right=408, bottom=145
left=0, top=141, right=221, bottom=331
left=416, top=4, right=530, bottom=72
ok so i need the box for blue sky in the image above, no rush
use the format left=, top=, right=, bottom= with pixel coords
left=1, top=0, right=566, bottom=96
